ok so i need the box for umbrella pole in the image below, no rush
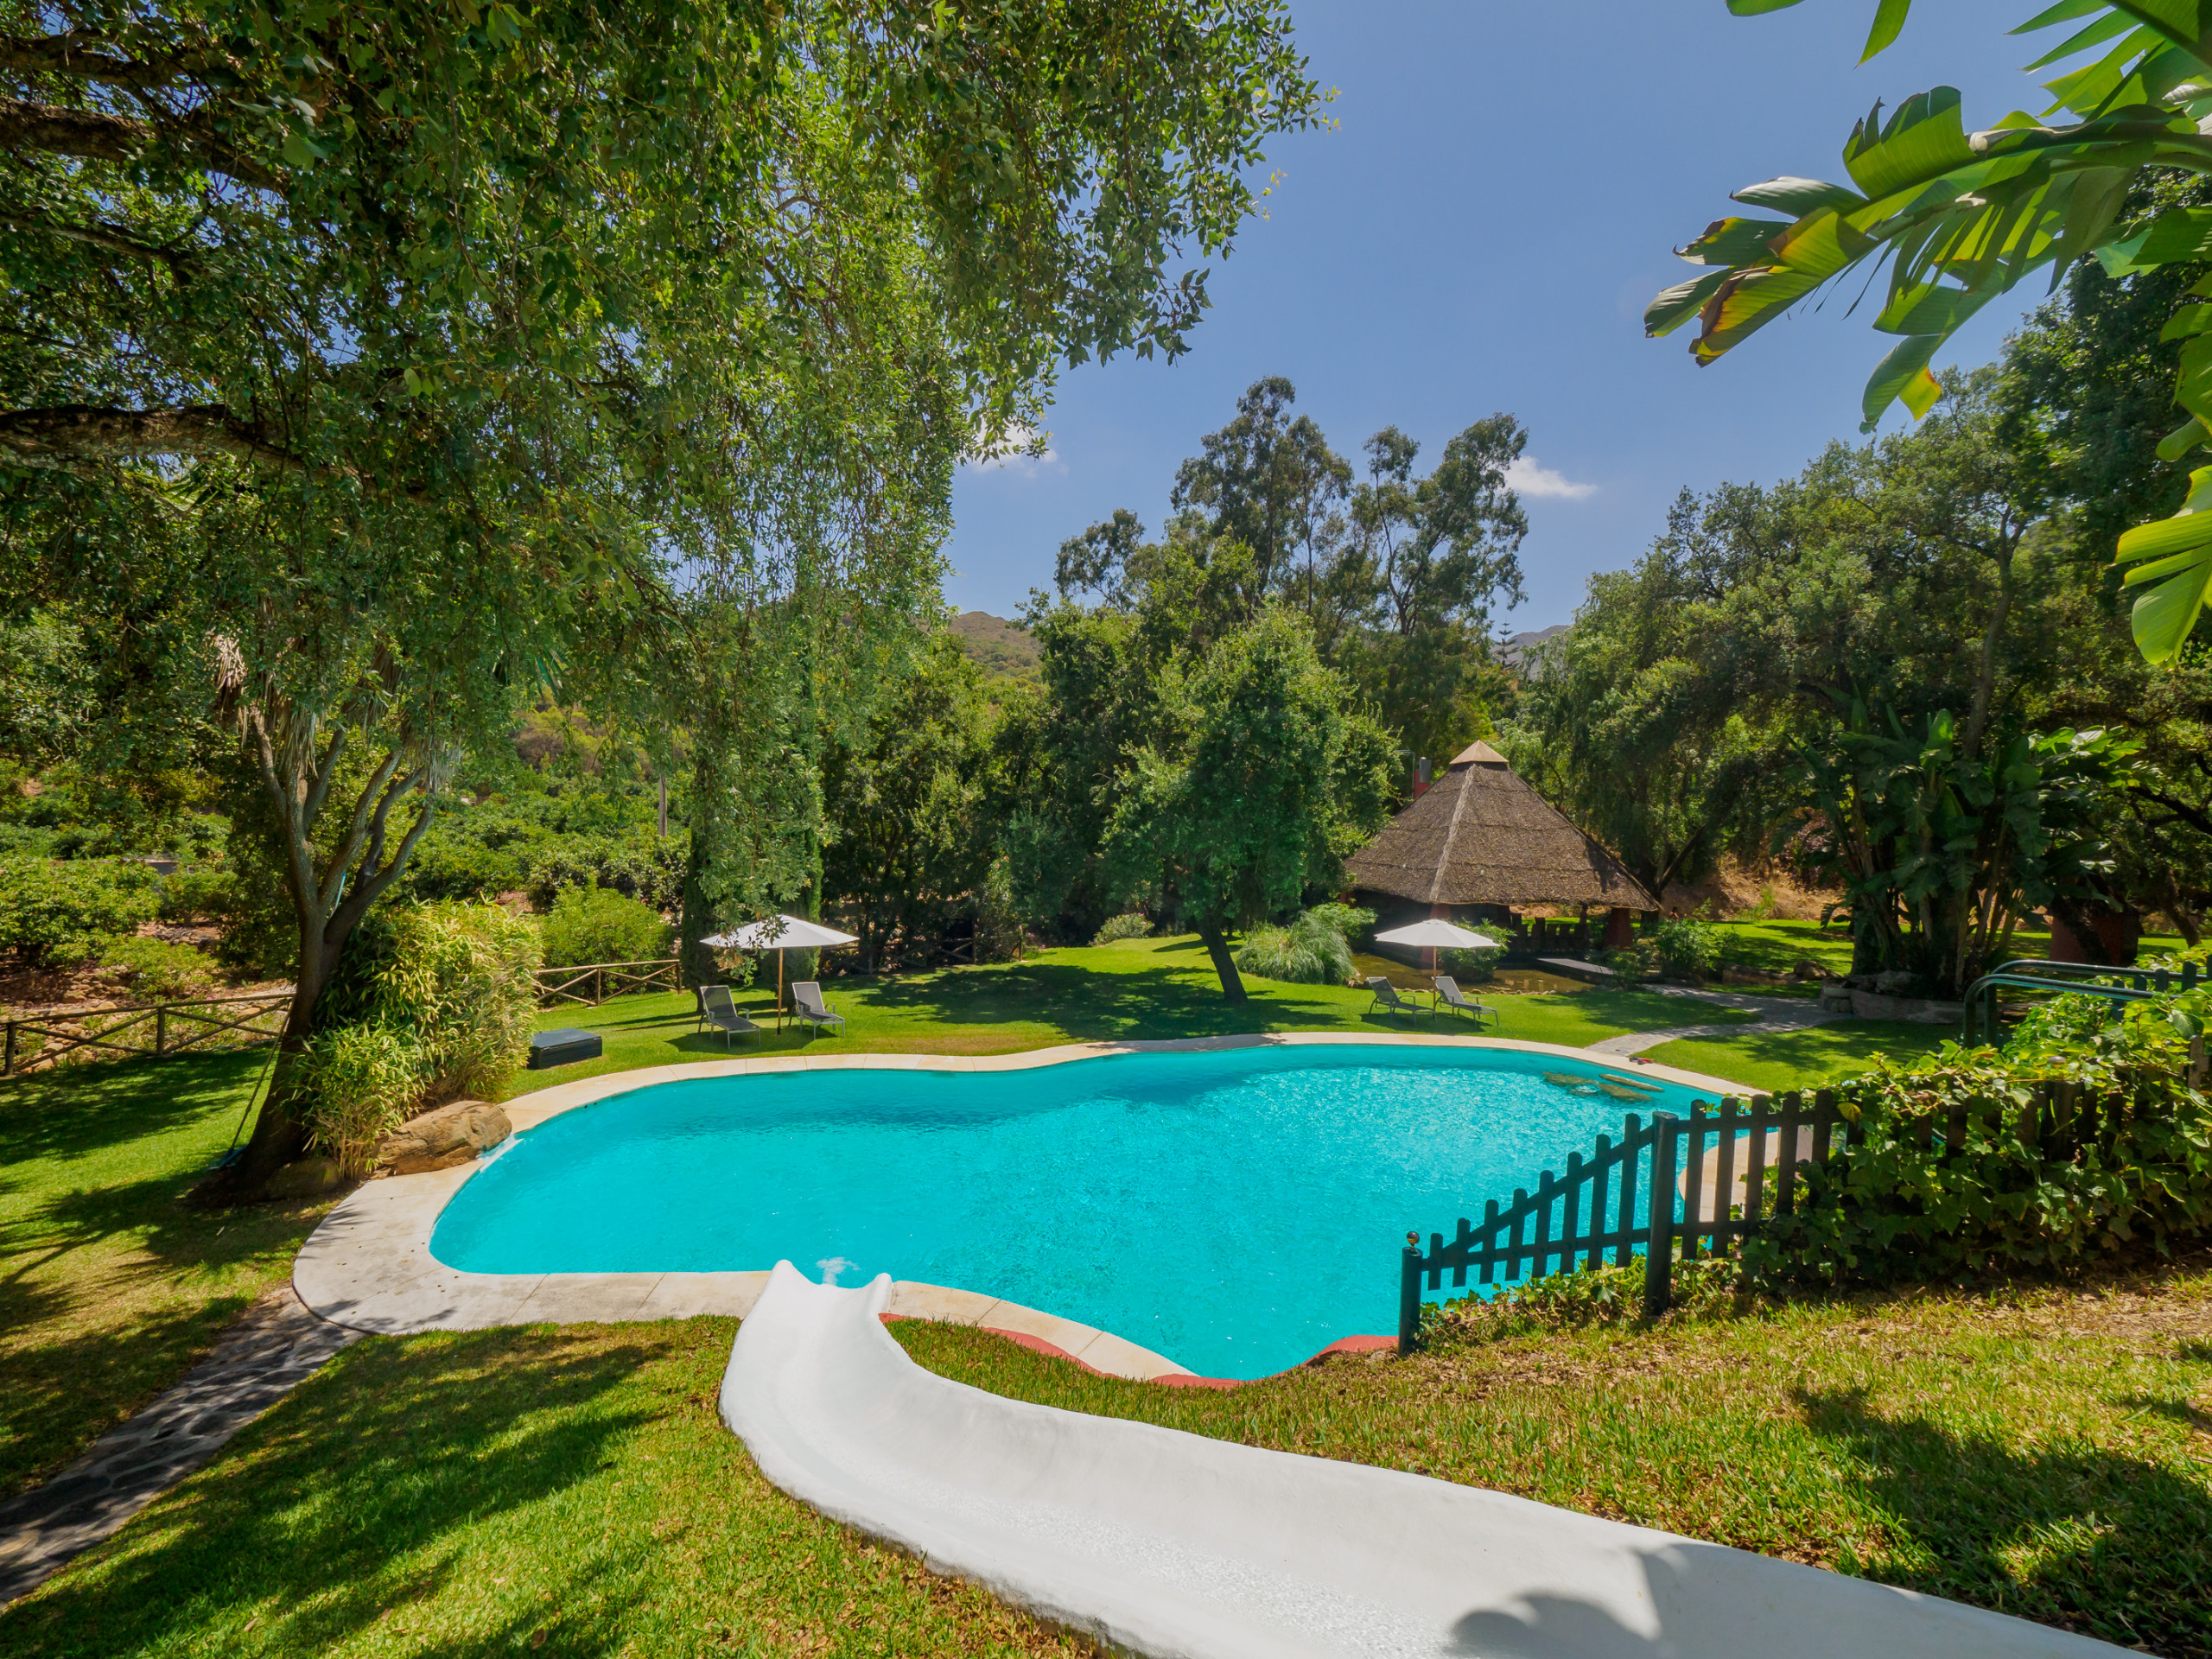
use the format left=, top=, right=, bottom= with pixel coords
left=778, top=951, right=785, bottom=1032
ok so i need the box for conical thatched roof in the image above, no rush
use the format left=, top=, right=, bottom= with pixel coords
left=1345, top=743, right=1659, bottom=911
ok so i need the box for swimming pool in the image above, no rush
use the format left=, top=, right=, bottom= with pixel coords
left=432, top=1044, right=1706, bottom=1379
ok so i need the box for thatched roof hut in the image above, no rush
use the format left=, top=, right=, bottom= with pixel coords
left=1345, top=741, right=1659, bottom=913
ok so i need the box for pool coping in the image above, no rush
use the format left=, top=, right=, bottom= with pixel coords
left=291, top=1032, right=1751, bottom=1381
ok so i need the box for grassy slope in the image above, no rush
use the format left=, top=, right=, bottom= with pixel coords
left=1641, top=1020, right=1951, bottom=1095
left=898, top=1263, right=2212, bottom=1657
left=0, top=1050, right=331, bottom=1498
left=512, top=935, right=1755, bottom=1096
left=10, top=1272, right=2208, bottom=1657
left=0, top=1320, right=1087, bottom=1659
left=1713, top=919, right=2189, bottom=983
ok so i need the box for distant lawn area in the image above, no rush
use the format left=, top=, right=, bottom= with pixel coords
left=1711, top=919, right=2189, bottom=987
left=1641, top=1020, right=1953, bottom=1095
left=511, top=933, right=1757, bottom=1096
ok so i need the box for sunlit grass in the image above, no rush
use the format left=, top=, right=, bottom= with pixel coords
left=899, top=1258, right=2212, bottom=1656
left=0, top=1321, right=1090, bottom=1659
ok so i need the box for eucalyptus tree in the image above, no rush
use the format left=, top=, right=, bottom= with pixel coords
left=1653, top=0, right=2212, bottom=662
left=1, top=0, right=1322, bottom=1193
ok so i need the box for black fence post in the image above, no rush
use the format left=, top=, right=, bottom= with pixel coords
left=1643, top=1113, right=1680, bottom=1318
left=1397, top=1232, right=1424, bottom=1356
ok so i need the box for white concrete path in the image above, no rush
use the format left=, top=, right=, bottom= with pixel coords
left=722, top=1262, right=2126, bottom=1659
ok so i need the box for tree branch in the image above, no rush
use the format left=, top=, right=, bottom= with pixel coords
left=0, top=96, right=281, bottom=190
left=0, top=207, right=196, bottom=271
left=0, top=33, right=239, bottom=91
left=0, top=404, right=302, bottom=471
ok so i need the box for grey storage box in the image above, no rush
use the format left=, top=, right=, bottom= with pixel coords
left=529, top=1028, right=603, bottom=1069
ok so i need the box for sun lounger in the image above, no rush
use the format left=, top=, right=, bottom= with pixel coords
left=698, top=984, right=761, bottom=1049
left=1431, top=975, right=1497, bottom=1030
left=1364, top=976, right=1422, bottom=1019
left=790, top=980, right=845, bottom=1036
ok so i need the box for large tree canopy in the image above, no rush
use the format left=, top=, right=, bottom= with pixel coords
left=1655, top=0, right=2212, bottom=661
left=3, top=0, right=1321, bottom=1192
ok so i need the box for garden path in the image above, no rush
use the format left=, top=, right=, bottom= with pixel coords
left=1586, top=986, right=1847, bottom=1059
left=0, top=1287, right=358, bottom=1608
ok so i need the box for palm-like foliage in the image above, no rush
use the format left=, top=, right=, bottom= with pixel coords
left=1653, top=0, right=2212, bottom=661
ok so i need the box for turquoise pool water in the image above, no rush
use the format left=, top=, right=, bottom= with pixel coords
left=433, top=1045, right=1702, bottom=1379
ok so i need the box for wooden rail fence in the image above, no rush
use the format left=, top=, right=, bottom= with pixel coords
left=1398, top=1038, right=2208, bottom=1352
left=532, top=957, right=683, bottom=1008
left=3, top=988, right=294, bottom=1077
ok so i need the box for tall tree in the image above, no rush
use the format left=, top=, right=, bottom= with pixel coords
left=3, top=0, right=1323, bottom=1194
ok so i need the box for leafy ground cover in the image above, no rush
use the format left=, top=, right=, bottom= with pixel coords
left=0, top=1050, right=331, bottom=1498
left=0, top=1320, right=1087, bottom=1659
left=511, top=934, right=1757, bottom=1096
left=1640, top=1020, right=1950, bottom=1095
left=900, top=1258, right=2212, bottom=1657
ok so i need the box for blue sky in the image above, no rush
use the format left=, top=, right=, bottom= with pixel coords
left=944, top=1, right=2063, bottom=630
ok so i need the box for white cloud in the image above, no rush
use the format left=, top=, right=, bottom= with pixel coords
left=965, top=421, right=1062, bottom=476
left=1505, top=455, right=1598, bottom=500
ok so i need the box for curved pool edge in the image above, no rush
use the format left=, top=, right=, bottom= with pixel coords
left=291, top=1033, right=1753, bottom=1379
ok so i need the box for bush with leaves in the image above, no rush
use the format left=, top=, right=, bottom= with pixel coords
left=1438, top=942, right=1503, bottom=983
left=296, top=900, right=543, bottom=1169
left=1232, top=910, right=1356, bottom=984
left=526, top=829, right=686, bottom=914
left=1648, top=917, right=1727, bottom=982
left=297, top=1024, right=429, bottom=1178
left=1305, top=903, right=1375, bottom=946
left=99, top=937, right=215, bottom=1000
left=0, top=858, right=156, bottom=967
left=1740, top=985, right=2211, bottom=1289
left=539, top=885, right=673, bottom=969
left=1090, top=912, right=1151, bottom=945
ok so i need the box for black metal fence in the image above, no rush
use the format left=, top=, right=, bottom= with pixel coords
left=1398, top=1037, right=2209, bottom=1353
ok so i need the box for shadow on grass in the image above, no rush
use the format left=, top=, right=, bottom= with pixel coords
left=0, top=1048, right=268, bottom=1169
left=1799, top=1385, right=2212, bottom=1654
left=0, top=1298, right=257, bottom=1498
left=0, top=1329, right=666, bottom=1657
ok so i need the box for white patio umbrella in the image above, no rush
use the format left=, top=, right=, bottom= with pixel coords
left=1373, top=917, right=1502, bottom=974
left=702, top=913, right=859, bottom=1016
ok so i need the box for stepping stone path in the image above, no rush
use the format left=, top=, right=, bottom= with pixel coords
left=0, top=1286, right=359, bottom=1607
left=1588, top=985, right=1847, bottom=1059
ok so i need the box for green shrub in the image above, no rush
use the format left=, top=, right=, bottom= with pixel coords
left=1742, top=997, right=2212, bottom=1289
left=296, top=900, right=543, bottom=1166
left=1233, top=911, right=1356, bottom=984
left=1304, top=903, right=1375, bottom=945
left=1437, top=942, right=1503, bottom=983
left=1649, top=917, right=1726, bottom=982
left=99, top=936, right=215, bottom=999
left=0, top=857, right=156, bottom=966
left=525, top=828, right=685, bottom=912
left=297, top=1023, right=427, bottom=1177
left=539, top=884, right=672, bottom=969
left=378, top=900, right=542, bottom=1102
left=156, top=867, right=233, bottom=924
left=1090, top=912, right=1151, bottom=945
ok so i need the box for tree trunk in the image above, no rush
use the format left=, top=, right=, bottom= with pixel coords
left=1196, top=919, right=1249, bottom=1003
left=199, top=714, right=439, bottom=1205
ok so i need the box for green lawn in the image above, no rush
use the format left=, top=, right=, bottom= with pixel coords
left=7, top=1265, right=2206, bottom=1657
left=0, top=1320, right=1085, bottom=1659
left=512, top=934, right=1756, bottom=1096
left=0, top=1050, right=333, bottom=1499
left=1641, top=1020, right=1954, bottom=1095
left=1710, top=919, right=2190, bottom=988
left=895, top=1262, right=2212, bottom=1658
